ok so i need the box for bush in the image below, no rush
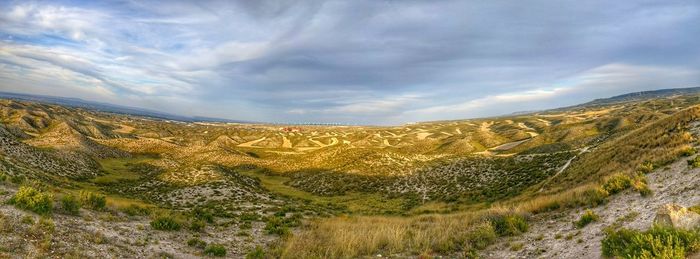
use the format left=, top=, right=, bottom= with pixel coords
left=466, top=222, right=497, bottom=250
left=602, top=174, right=632, bottom=195
left=581, top=187, right=609, bottom=207
left=189, top=220, right=206, bottom=232
left=264, top=217, right=291, bottom=236
left=246, top=246, right=265, bottom=259
left=602, top=226, right=700, bottom=258
left=79, top=191, right=106, bottom=210
left=637, top=161, right=655, bottom=174
left=681, top=147, right=697, bottom=157
left=488, top=213, right=528, bottom=236
left=151, top=215, right=182, bottom=231
left=10, top=186, right=53, bottom=215
left=690, top=206, right=700, bottom=215
left=187, top=237, right=206, bottom=249
left=60, top=194, right=80, bottom=215
left=689, top=156, right=700, bottom=168
left=120, top=204, right=151, bottom=216
left=633, top=180, right=653, bottom=197
left=264, top=214, right=302, bottom=236
left=204, top=244, right=227, bottom=257
left=191, top=207, right=214, bottom=223
left=574, top=210, right=599, bottom=228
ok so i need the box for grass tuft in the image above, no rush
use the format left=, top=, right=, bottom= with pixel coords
left=151, top=214, right=182, bottom=231
left=574, top=210, right=599, bottom=228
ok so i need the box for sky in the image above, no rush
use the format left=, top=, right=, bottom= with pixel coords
left=0, top=0, right=699, bottom=125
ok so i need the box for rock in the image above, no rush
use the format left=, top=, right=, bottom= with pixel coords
left=653, top=203, right=700, bottom=229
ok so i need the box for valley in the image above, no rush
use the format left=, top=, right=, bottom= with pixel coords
left=2, top=90, right=700, bottom=258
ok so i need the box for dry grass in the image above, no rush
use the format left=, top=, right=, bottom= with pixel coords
left=514, top=183, right=607, bottom=214
left=278, top=207, right=521, bottom=258
left=549, top=106, right=700, bottom=191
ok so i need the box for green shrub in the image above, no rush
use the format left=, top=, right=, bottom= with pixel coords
left=79, top=191, right=106, bottom=210
left=637, top=161, right=655, bottom=174
left=204, top=244, right=227, bottom=257
left=264, top=214, right=302, bottom=236
left=189, top=219, right=206, bottom=232
left=488, top=213, right=528, bottom=236
left=689, top=156, right=700, bottom=168
left=239, top=212, right=259, bottom=222
left=9, top=186, right=53, bottom=215
left=690, top=206, right=700, bottom=215
left=151, top=215, right=182, bottom=231
left=602, top=226, right=700, bottom=258
left=192, top=207, right=214, bottom=223
left=602, top=174, right=632, bottom=195
left=240, top=221, right=252, bottom=229
left=187, top=237, right=206, bottom=249
left=264, top=217, right=290, bottom=236
left=581, top=187, right=609, bottom=207
left=681, top=147, right=697, bottom=157
left=60, top=194, right=80, bottom=215
left=633, top=180, right=653, bottom=197
left=10, top=175, right=24, bottom=184
left=120, top=204, right=151, bottom=216
left=246, top=246, right=265, bottom=259
left=466, top=222, right=497, bottom=249
left=574, top=210, right=599, bottom=228
left=0, top=172, right=6, bottom=182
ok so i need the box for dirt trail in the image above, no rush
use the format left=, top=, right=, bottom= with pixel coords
left=237, top=137, right=266, bottom=148
left=518, top=122, right=535, bottom=131
left=383, top=139, right=392, bottom=147
left=538, top=147, right=589, bottom=192
left=484, top=149, right=700, bottom=258
left=416, top=132, right=432, bottom=140
left=309, top=137, right=338, bottom=148
left=536, top=118, right=552, bottom=126
left=489, top=139, right=531, bottom=151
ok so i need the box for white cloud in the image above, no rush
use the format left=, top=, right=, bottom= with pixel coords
left=406, top=63, right=700, bottom=122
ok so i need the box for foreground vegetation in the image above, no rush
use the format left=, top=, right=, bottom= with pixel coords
left=602, top=226, right=700, bottom=258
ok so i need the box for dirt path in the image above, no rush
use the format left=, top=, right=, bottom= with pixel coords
left=383, top=139, right=392, bottom=147
left=536, top=118, right=552, bottom=126
left=538, top=147, right=589, bottom=192
left=237, top=137, right=267, bottom=148
left=518, top=122, right=535, bottom=131
left=490, top=139, right=531, bottom=151
left=483, top=150, right=700, bottom=259
left=416, top=132, right=432, bottom=140
left=309, top=137, right=338, bottom=148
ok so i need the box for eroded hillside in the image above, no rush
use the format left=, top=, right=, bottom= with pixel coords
left=2, top=93, right=700, bottom=258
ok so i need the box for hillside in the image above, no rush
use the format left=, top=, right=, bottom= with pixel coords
left=1, top=90, right=700, bottom=258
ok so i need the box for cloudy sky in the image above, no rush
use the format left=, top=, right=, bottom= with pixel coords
left=0, top=0, right=699, bottom=125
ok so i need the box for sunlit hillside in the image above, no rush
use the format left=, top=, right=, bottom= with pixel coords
left=2, top=90, right=700, bottom=257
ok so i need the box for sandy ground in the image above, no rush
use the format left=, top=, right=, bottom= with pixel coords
left=281, top=136, right=292, bottom=148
